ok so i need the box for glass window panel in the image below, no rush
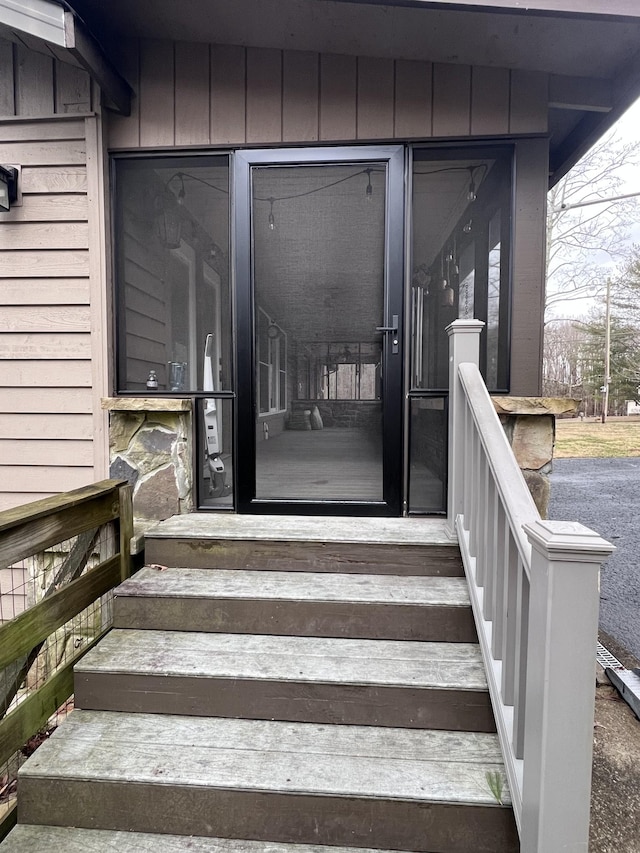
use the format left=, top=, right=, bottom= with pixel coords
left=196, top=397, right=234, bottom=508
left=458, top=241, right=475, bottom=320
left=114, top=155, right=231, bottom=392
left=411, top=149, right=511, bottom=391
left=487, top=211, right=501, bottom=389
left=251, top=163, right=386, bottom=502
left=408, top=397, right=447, bottom=513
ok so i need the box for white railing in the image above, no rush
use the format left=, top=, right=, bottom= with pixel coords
left=446, top=320, right=614, bottom=853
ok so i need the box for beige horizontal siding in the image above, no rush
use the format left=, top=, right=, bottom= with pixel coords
left=0, top=360, right=92, bottom=386
left=20, top=166, right=88, bottom=194
left=0, top=414, right=93, bottom=440
left=0, top=279, right=89, bottom=304
left=0, top=466, right=93, bottom=492
left=0, top=387, right=93, bottom=413
left=0, top=221, right=89, bottom=249
left=0, top=306, right=90, bottom=332
left=0, top=494, right=54, bottom=512
left=0, top=109, right=102, bottom=511
left=108, top=39, right=549, bottom=149
left=0, top=439, right=93, bottom=466
left=0, top=333, right=92, bottom=359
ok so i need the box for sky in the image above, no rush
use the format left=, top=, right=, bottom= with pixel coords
left=546, top=96, right=640, bottom=319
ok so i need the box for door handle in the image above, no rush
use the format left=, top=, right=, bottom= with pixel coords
left=376, top=315, right=399, bottom=354
left=376, top=314, right=398, bottom=334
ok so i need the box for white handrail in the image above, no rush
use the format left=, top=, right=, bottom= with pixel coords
left=446, top=319, right=614, bottom=853
left=458, top=362, right=537, bottom=573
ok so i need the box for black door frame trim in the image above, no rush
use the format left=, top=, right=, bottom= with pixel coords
left=234, top=145, right=405, bottom=516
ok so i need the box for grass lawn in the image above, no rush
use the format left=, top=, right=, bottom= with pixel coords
left=555, top=416, right=640, bottom=458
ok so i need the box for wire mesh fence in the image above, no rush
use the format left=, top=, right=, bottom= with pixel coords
left=0, top=481, right=132, bottom=840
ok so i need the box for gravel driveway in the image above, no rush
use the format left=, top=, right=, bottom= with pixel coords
left=549, top=457, right=640, bottom=660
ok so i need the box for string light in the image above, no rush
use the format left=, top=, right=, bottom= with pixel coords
left=467, top=166, right=477, bottom=202
left=268, top=198, right=275, bottom=231
left=365, top=169, right=373, bottom=201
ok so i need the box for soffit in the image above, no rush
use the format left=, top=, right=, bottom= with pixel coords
left=69, top=0, right=640, bottom=81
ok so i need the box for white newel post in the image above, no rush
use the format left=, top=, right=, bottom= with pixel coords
left=446, top=319, right=484, bottom=538
left=521, top=520, right=614, bottom=853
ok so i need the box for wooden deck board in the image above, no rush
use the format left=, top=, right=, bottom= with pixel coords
left=146, top=513, right=453, bottom=545
left=76, top=630, right=487, bottom=689
left=116, top=567, right=470, bottom=605
left=0, top=825, right=425, bottom=853
left=20, top=710, right=508, bottom=805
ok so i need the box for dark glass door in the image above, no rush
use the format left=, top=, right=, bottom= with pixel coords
left=235, top=147, right=405, bottom=515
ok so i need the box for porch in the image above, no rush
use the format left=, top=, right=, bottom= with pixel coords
left=0, top=324, right=614, bottom=852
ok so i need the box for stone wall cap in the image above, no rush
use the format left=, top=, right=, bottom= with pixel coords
left=491, top=396, right=580, bottom=416
left=102, top=397, right=192, bottom=412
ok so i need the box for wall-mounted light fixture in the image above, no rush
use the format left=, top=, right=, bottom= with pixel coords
left=0, top=165, right=19, bottom=212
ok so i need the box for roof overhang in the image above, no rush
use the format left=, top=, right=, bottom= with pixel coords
left=331, top=0, right=640, bottom=22
left=0, top=0, right=132, bottom=114
left=22, top=0, right=640, bottom=183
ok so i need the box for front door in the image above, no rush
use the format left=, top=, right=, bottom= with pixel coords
left=235, top=147, right=405, bottom=515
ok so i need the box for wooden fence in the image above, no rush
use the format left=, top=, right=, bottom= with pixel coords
left=446, top=320, right=614, bottom=851
left=0, top=479, right=133, bottom=841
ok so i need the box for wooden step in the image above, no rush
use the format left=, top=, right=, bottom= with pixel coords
left=18, top=711, right=519, bottom=853
left=74, top=629, right=494, bottom=731
left=114, top=567, right=476, bottom=641
left=144, top=514, right=462, bottom=575
left=0, top=826, right=438, bottom=853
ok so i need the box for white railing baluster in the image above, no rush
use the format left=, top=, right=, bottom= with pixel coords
left=476, top=454, right=487, bottom=585
left=501, top=530, right=518, bottom=706
left=513, top=560, right=529, bottom=760
left=491, top=497, right=506, bottom=656
left=462, top=400, right=472, bottom=528
left=483, top=479, right=497, bottom=622
left=446, top=319, right=614, bottom=851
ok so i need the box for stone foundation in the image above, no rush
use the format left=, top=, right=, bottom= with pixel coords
left=492, top=396, right=579, bottom=518
left=102, top=399, right=193, bottom=543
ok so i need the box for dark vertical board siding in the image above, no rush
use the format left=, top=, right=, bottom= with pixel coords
left=108, top=38, right=140, bottom=149
left=510, top=138, right=548, bottom=395
left=55, top=62, right=92, bottom=114
left=210, top=45, right=246, bottom=145
left=15, top=46, right=54, bottom=116
left=509, top=70, right=549, bottom=134
left=0, top=39, right=15, bottom=116
left=394, top=60, right=432, bottom=139
left=433, top=63, right=471, bottom=137
left=471, top=67, right=509, bottom=136
left=282, top=51, right=319, bottom=143
left=246, top=48, right=282, bottom=144
left=357, top=57, right=394, bottom=140
left=139, top=40, right=175, bottom=147
left=319, top=54, right=357, bottom=141
left=175, top=42, right=210, bottom=146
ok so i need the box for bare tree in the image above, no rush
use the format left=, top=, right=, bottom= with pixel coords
left=546, top=132, right=640, bottom=319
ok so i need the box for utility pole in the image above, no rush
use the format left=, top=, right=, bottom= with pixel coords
left=602, top=278, right=611, bottom=424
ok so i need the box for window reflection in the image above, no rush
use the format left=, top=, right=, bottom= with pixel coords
left=114, top=156, right=231, bottom=392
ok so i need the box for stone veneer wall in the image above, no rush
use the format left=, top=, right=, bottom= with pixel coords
left=102, top=399, right=193, bottom=532
left=492, top=396, right=580, bottom=518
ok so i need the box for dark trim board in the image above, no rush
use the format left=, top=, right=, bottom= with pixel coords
left=75, top=673, right=495, bottom=731
left=234, top=145, right=406, bottom=516
left=19, top=779, right=519, bottom=852
left=144, top=538, right=465, bottom=574
left=113, top=597, right=477, bottom=641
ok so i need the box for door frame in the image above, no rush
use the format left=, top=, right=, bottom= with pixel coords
left=234, top=145, right=405, bottom=516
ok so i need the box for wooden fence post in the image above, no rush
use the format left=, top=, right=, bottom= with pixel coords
left=118, top=484, right=133, bottom=582
left=521, top=519, right=614, bottom=852
left=446, top=319, right=484, bottom=538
